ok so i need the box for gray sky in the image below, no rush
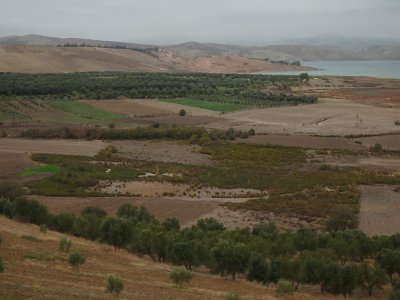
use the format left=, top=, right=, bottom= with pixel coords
left=1, top=0, right=399, bottom=45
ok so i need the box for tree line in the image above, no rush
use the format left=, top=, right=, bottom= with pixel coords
left=1, top=181, right=400, bottom=298
left=21, top=125, right=254, bottom=141
left=0, top=72, right=317, bottom=107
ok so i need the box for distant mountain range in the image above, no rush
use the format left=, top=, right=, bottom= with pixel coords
left=1, top=34, right=400, bottom=61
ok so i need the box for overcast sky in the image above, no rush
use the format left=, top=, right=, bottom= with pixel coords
left=1, top=0, right=399, bottom=45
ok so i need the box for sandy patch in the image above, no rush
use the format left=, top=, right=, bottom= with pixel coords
left=111, top=140, right=212, bottom=165
left=358, top=185, right=400, bottom=236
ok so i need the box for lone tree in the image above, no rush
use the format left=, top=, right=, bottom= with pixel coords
left=68, top=252, right=86, bottom=271
left=179, top=109, right=186, bottom=116
left=107, top=275, right=124, bottom=297
left=299, top=73, right=310, bottom=83
left=169, top=267, right=193, bottom=288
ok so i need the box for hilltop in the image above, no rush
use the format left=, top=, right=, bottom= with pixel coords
left=0, top=34, right=400, bottom=73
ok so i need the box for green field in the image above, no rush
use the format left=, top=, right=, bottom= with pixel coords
left=20, top=165, right=62, bottom=177
left=160, top=98, right=249, bottom=112
left=49, top=101, right=123, bottom=124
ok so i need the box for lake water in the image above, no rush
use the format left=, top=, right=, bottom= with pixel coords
left=258, top=60, right=400, bottom=79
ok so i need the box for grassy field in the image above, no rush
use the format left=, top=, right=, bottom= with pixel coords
left=49, top=101, right=123, bottom=124
left=20, top=165, right=62, bottom=177
left=160, top=98, right=249, bottom=112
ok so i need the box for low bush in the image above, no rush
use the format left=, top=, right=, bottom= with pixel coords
left=59, top=236, right=72, bottom=253
left=0, top=256, right=3, bottom=272
left=169, top=267, right=193, bottom=287
left=68, top=252, right=85, bottom=270
left=226, top=292, right=240, bottom=300
left=370, top=143, right=383, bottom=152
left=276, top=279, right=295, bottom=295
left=107, top=275, right=124, bottom=297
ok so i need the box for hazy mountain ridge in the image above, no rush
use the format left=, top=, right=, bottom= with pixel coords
left=1, top=34, right=400, bottom=61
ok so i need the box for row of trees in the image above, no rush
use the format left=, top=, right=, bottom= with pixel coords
left=21, top=125, right=254, bottom=142
left=1, top=181, right=400, bottom=298
left=0, top=72, right=316, bottom=107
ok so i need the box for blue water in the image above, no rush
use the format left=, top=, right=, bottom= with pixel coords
left=258, top=61, right=400, bottom=79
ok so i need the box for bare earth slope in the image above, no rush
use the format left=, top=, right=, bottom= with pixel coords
left=183, top=55, right=313, bottom=73
left=0, top=46, right=172, bottom=73
left=0, top=45, right=314, bottom=73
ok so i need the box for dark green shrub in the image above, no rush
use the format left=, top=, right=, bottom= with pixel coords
left=169, top=267, right=193, bottom=287
left=371, top=143, right=383, bottom=152
left=248, top=128, right=256, bottom=136
left=0, top=256, right=3, bottom=273
left=179, top=109, right=186, bottom=116
left=107, top=275, right=124, bottom=297
left=68, top=252, right=85, bottom=270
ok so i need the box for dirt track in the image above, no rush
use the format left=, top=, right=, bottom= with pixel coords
left=358, top=185, right=400, bottom=236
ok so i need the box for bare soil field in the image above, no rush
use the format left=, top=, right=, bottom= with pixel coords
left=126, top=114, right=223, bottom=126
left=83, top=99, right=224, bottom=126
left=0, top=46, right=172, bottom=73
left=358, top=185, right=400, bottom=236
left=237, top=134, right=367, bottom=150
left=216, top=98, right=400, bottom=136
left=352, top=134, right=400, bottom=151
left=0, top=152, right=37, bottom=179
left=183, top=56, right=315, bottom=73
left=132, top=99, right=221, bottom=117
left=111, top=140, right=212, bottom=165
left=0, top=138, right=106, bottom=156
left=82, top=99, right=171, bottom=117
